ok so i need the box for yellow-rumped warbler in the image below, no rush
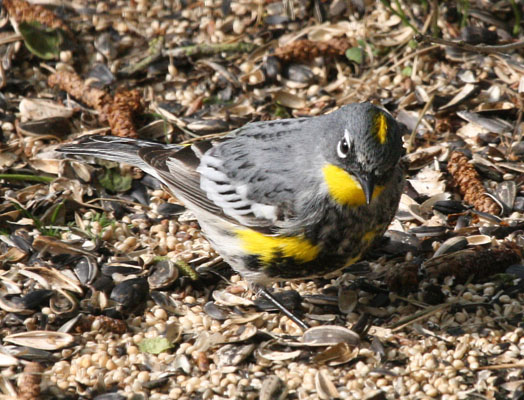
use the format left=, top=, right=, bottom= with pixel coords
left=59, top=102, right=404, bottom=329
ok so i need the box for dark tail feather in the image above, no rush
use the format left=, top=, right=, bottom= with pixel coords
left=58, top=135, right=180, bottom=171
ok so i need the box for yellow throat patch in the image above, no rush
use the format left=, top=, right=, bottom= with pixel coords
left=374, top=113, right=388, bottom=144
left=322, top=164, right=384, bottom=206
left=236, top=229, right=320, bottom=265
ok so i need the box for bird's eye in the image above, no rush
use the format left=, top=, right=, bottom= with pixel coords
left=337, top=138, right=350, bottom=158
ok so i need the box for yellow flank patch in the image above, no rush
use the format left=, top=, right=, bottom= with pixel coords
left=374, top=113, right=388, bottom=144
left=322, top=164, right=384, bottom=206
left=362, top=230, right=376, bottom=243
left=236, top=229, right=320, bottom=264
left=344, top=254, right=362, bottom=267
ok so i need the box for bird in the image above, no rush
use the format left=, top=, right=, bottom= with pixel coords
left=58, top=102, right=405, bottom=330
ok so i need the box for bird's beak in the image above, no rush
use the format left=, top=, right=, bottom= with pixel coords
left=358, top=174, right=375, bottom=205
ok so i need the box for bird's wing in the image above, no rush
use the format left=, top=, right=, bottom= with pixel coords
left=138, top=139, right=293, bottom=231
left=139, top=141, right=225, bottom=218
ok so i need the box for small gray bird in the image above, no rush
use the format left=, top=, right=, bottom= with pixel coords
left=59, top=102, right=405, bottom=329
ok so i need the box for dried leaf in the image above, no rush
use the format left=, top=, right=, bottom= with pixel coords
left=98, top=168, right=133, bottom=193
left=345, top=47, right=363, bottom=64
left=18, top=22, right=63, bottom=60
left=138, top=338, right=174, bottom=354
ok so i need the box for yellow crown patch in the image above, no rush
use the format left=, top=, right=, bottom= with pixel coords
left=374, top=113, right=388, bottom=144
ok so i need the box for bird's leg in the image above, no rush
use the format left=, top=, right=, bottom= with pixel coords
left=254, top=284, right=310, bottom=331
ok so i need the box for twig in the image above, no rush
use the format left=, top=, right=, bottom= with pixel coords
left=384, top=45, right=440, bottom=74
left=407, top=94, right=434, bottom=153
left=85, top=197, right=151, bottom=210
left=166, top=42, right=257, bottom=58
left=0, top=174, right=54, bottom=183
left=0, top=33, right=23, bottom=45
left=379, top=0, right=420, bottom=35
left=430, top=0, right=439, bottom=37
left=476, top=362, right=524, bottom=371
left=458, top=0, right=469, bottom=28
left=509, top=0, right=521, bottom=36
left=509, top=106, right=522, bottom=158
left=120, top=36, right=164, bottom=75
left=417, top=34, right=524, bottom=54
left=391, top=303, right=451, bottom=331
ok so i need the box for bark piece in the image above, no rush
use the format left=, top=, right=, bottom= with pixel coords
left=48, top=71, right=141, bottom=138
left=447, top=151, right=501, bottom=215
left=274, top=38, right=350, bottom=62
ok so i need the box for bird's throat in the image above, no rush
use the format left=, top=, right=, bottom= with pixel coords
left=322, top=164, right=384, bottom=207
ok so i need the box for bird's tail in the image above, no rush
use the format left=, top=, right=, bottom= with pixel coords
left=58, top=134, right=180, bottom=171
